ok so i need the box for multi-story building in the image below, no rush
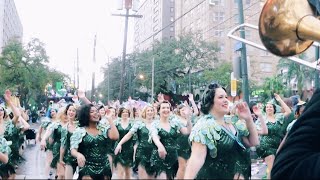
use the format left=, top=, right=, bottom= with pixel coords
left=175, top=0, right=281, bottom=84
left=133, top=0, right=175, bottom=51
left=0, top=0, right=23, bottom=53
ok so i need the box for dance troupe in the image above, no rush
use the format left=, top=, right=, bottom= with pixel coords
left=0, top=82, right=311, bottom=179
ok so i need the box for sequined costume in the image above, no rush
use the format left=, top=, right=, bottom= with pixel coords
left=189, top=114, right=251, bottom=179
left=0, top=137, right=12, bottom=178
left=177, top=116, right=197, bottom=160
left=255, top=113, right=287, bottom=158
left=113, top=118, right=134, bottom=167
left=70, top=124, right=112, bottom=178
left=149, top=116, right=183, bottom=178
left=61, top=122, right=79, bottom=171
left=130, top=120, right=155, bottom=176
left=2, top=120, right=24, bottom=175
left=47, top=122, right=64, bottom=168
left=40, top=118, right=53, bottom=151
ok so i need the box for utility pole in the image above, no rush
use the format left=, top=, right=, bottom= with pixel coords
left=107, top=56, right=110, bottom=102
left=113, top=0, right=142, bottom=102
left=91, top=34, right=97, bottom=102
left=315, top=47, right=319, bottom=89
left=238, top=0, right=250, bottom=103
left=77, top=48, right=80, bottom=89
left=73, top=52, right=76, bottom=88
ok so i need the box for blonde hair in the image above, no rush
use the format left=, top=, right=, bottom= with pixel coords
left=56, top=106, right=67, bottom=122
left=141, top=104, right=154, bottom=119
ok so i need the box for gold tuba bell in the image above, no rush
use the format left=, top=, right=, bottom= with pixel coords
left=259, top=0, right=320, bottom=57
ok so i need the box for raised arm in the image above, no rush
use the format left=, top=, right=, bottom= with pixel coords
left=253, top=106, right=268, bottom=135
left=184, top=142, right=207, bottom=179
left=4, top=90, right=21, bottom=124
left=188, top=94, right=199, bottom=116
left=77, top=89, right=91, bottom=105
left=274, top=93, right=292, bottom=118
left=237, top=102, right=259, bottom=147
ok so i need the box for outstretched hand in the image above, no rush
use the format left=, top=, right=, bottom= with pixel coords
left=77, top=89, right=86, bottom=99
left=236, top=102, right=252, bottom=121
left=274, top=93, right=281, bottom=102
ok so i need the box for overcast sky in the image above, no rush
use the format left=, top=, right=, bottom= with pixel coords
left=14, top=0, right=135, bottom=91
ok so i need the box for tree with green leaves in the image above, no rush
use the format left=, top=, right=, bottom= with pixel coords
left=277, top=53, right=314, bottom=97
left=0, top=38, right=68, bottom=108
left=98, top=33, right=220, bottom=102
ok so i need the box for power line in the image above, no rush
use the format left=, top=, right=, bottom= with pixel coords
left=136, top=0, right=207, bottom=47
left=202, top=0, right=260, bottom=41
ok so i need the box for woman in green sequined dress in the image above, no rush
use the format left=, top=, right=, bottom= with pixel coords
left=150, top=100, right=192, bottom=179
left=0, top=90, right=30, bottom=179
left=185, top=83, right=259, bottom=179
left=41, top=106, right=69, bottom=179
left=0, top=137, right=11, bottom=178
left=255, top=93, right=292, bottom=179
left=175, top=94, right=199, bottom=179
left=114, top=104, right=156, bottom=179
left=37, top=108, right=58, bottom=179
left=59, top=104, right=78, bottom=179
left=113, top=107, right=135, bottom=179
left=70, top=104, right=119, bottom=180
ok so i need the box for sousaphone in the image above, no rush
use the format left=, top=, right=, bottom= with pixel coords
left=227, top=0, right=320, bottom=70
left=259, top=0, right=320, bottom=57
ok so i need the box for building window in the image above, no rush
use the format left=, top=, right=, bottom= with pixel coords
left=214, top=12, right=225, bottom=21
left=170, top=7, right=174, bottom=12
left=219, top=43, right=225, bottom=53
left=170, top=26, right=174, bottom=32
left=214, top=30, right=224, bottom=37
left=260, top=63, right=272, bottom=72
left=209, top=0, right=225, bottom=6
left=170, top=16, right=174, bottom=22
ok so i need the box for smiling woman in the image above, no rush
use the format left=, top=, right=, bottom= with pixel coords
left=70, top=104, right=119, bottom=180
left=184, top=83, right=259, bottom=179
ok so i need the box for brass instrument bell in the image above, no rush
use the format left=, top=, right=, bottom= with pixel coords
left=259, top=0, right=320, bottom=57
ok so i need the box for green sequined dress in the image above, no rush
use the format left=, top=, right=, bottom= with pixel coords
left=47, top=122, right=64, bottom=168
left=70, top=124, right=112, bottom=178
left=40, top=118, right=53, bottom=151
left=3, top=120, right=23, bottom=174
left=255, top=113, right=286, bottom=158
left=0, top=137, right=12, bottom=178
left=113, top=118, right=134, bottom=167
left=61, top=123, right=79, bottom=171
left=189, top=114, right=251, bottom=179
left=176, top=116, right=197, bottom=160
left=150, top=116, right=183, bottom=179
left=130, top=120, right=156, bottom=176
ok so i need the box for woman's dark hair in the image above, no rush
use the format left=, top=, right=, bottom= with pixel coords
left=157, top=100, right=172, bottom=114
left=263, top=103, right=277, bottom=114
left=133, top=107, right=137, bottom=119
left=200, top=83, right=226, bottom=114
left=97, top=105, right=104, bottom=110
left=118, top=107, right=130, bottom=118
left=0, top=107, right=6, bottom=119
left=78, top=104, right=94, bottom=127
left=249, top=102, right=257, bottom=114
left=176, top=104, right=187, bottom=116
left=64, top=104, right=77, bottom=118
